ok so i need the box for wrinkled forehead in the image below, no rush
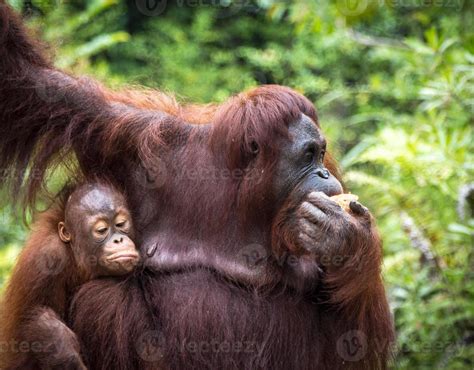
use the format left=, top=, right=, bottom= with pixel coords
left=67, top=185, right=125, bottom=219
left=289, top=113, right=323, bottom=141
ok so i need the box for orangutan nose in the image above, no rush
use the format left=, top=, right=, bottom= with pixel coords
left=316, top=168, right=330, bottom=179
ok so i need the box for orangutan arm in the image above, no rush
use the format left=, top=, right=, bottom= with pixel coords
left=0, top=1, right=167, bottom=206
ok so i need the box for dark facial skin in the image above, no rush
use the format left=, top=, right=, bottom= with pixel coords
left=274, top=114, right=370, bottom=258
left=273, top=114, right=343, bottom=201
left=59, top=184, right=139, bottom=277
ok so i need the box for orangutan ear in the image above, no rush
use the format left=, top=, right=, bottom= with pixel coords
left=250, top=141, right=260, bottom=156
left=58, top=222, right=72, bottom=243
left=237, top=140, right=260, bottom=169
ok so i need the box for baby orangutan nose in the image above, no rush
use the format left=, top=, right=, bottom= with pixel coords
left=102, top=238, right=140, bottom=275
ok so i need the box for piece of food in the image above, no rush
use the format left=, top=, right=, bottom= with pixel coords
left=330, top=193, right=359, bottom=212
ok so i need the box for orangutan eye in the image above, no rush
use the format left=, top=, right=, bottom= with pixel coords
left=96, top=227, right=108, bottom=235
left=116, top=220, right=127, bottom=229
left=320, top=150, right=326, bottom=162
left=93, top=220, right=109, bottom=238
left=304, top=147, right=315, bottom=163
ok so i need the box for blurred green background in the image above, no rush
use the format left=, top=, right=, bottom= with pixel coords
left=1, top=0, right=473, bottom=368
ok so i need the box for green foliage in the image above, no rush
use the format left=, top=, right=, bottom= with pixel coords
left=1, top=0, right=473, bottom=368
left=0, top=205, right=25, bottom=289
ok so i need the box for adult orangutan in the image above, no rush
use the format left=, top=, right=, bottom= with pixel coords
left=0, top=2, right=394, bottom=370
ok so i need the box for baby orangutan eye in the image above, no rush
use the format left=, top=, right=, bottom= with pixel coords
left=115, top=220, right=127, bottom=228
left=92, top=221, right=109, bottom=240
left=114, top=214, right=130, bottom=231
left=96, top=227, right=108, bottom=235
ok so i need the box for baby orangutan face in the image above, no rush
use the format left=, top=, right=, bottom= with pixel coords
left=58, top=183, right=140, bottom=277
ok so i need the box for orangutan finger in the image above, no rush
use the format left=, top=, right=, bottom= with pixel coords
left=307, top=191, right=345, bottom=216
left=299, top=201, right=329, bottom=224
left=349, top=201, right=369, bottom=218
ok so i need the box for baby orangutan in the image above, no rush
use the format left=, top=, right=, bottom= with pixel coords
left=0, top=182, right=139, bottom=370
left=58, top=183, right=140, bottom=279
